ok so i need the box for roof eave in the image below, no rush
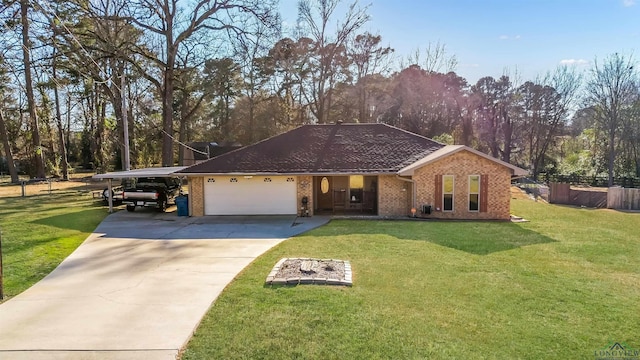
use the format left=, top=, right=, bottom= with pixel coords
left=93, top=166, right=188, bottom=179
left=176, top=171, right=400, bottom=177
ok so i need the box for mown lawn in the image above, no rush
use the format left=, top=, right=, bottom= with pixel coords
left=0, top=189, right=108, bottom=299
left=183, top=198, right=640, bottom=360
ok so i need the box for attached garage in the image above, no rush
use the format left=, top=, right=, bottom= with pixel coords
left=204, top=175, right=297, bottom=215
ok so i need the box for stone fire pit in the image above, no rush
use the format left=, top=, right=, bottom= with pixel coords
left=265, top=258, right=352, bottom=286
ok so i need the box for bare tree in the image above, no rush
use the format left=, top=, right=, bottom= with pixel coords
left=585, top=53, right=638, bottom=186
left=0, top=105, right=19, bottom=182
left=521, top=66, right=582, bottom=179
left=20, top=0, right=45, bottom=178
left=348, top=32, right=393, bottom=123
left=233, top=18, right=280, bottom=143
left=405, top=41, right=457, bottom=74
left=297, top=0, right=370, bottom=123
left=126, top=0, right=277, bottom=166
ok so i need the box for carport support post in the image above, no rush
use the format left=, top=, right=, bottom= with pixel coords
left=108, top=179, right=114, bottom=213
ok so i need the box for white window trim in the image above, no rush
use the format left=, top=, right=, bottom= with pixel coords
left=443, top=175, right=454, bottom=212
left=468, top=175, right=480, bottom=212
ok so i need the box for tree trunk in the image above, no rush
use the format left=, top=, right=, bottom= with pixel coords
left=161, top=41, right=176, bottom=167
left=52, top=57, right=69, bottom=180
left=21, top=0, right=45, bottom=178
left=0, top=110, right=19, bottom=183
left=109, top=79, right=126, bottom=170
left=178, top=93, right=188, bottom=166
left=502, top=120, right=513, bottom=162
left=66, top=93, right=71, bottom=159
left=127, top=94, right=136, bottom=169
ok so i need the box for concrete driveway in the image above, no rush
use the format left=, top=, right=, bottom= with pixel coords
left=0, top=210, right=329, bottom=360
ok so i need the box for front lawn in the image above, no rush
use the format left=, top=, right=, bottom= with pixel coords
left=183, top=198, right=640, bottom=359
left=0, top=190, right=108, bottom=299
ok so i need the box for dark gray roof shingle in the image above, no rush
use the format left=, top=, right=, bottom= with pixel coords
left=178, top=123, right=444, bottom=174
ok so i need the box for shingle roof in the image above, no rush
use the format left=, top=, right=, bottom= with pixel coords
left=178, top=123, right=445, bottom=175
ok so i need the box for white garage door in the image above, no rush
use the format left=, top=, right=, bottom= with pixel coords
left=204, top=176, right=297, bottom=215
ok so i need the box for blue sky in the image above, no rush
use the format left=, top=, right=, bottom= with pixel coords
left=279, top=0, right=639, bottom=84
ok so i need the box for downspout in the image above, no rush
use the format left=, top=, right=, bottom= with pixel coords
left=396, top=175, right=416, bottom=215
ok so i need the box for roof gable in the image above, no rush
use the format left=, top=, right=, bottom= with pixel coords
left=398, top=145, right=528, bottom=176
left=178, top=123, right=445, bottom=174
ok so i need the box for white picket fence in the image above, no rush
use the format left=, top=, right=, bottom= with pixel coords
left=607, top=187, right=640, bottom=210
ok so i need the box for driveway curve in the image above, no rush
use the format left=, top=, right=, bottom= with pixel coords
left=0, top=211, right=329, bottom=360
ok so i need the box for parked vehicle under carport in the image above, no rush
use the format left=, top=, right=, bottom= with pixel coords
left=101, top=186, right=123, bottom=205
left=122, top=177, right=182, bottom=212
left=92, top=167, right=188, bottom=213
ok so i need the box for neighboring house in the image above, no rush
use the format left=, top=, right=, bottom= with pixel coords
left=176, top=123, right=527, bottom=220
left=182, top=141, right=243, bottom=166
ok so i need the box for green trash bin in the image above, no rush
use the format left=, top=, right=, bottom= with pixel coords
left=175, top=196, right=188, bottom=216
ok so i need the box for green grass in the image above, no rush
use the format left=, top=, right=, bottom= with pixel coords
left=0, top=190, right=108, bottom=299
left=182, top=199, right=640, bottom=360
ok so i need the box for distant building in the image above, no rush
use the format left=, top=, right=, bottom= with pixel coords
left=183, top=141, right=242, bottom=166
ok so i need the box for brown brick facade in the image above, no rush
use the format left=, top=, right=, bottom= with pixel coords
left=377, top=175, right=412, bottom=217
left=410, top=150, right=512, bottom=220
left=189, top=177, right=204, bottom=216
left=296, top=175, right=314, bottom=216
left=187, top=149, right=512, bottom=220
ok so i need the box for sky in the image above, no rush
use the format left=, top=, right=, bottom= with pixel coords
left=278, top=0, right=640, bottom=84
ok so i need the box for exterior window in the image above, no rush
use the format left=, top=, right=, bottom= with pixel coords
left=321, top=177, right=329, bottom=194
left=469, top=175, right=480, bottom=212
left=349, top=175, right=364, bottom=202
left=443, top=175, right=454, bottom=211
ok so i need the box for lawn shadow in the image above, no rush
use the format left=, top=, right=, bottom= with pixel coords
left=414, top=222, right=557, bottom=255
left=315, top=220, right=558, bottom=255
left=30, top=208, right=106, bottom=233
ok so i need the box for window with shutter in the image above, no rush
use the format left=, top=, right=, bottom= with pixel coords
left=434, top=175, right=442, bottom=210
left=443, top=175, right=454, bottom=211
left=469, top=175, right=480, bottom=212
left=480, top=175, right=489, bottom=212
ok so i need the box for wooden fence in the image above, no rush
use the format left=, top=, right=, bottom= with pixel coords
left=549, top=182, right=640, bottom=210
left=607, top=187, right=640, bottom=210
left=549, top=183, right=608, bottom=208
left=545, top=175, right=640, bottom=188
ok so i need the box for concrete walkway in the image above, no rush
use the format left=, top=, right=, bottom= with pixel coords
left=0, top=211, right=329, bottom=360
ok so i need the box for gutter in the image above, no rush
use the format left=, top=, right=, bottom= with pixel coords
left=396, top=175, right=416, bottom=214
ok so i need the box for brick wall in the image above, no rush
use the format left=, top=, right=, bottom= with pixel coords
left=296, top=175, right=314, bottom=216
left=189, top=177, right=204, bottom=216
left=378, top=175, right=411, bottom=217
left=412, top=150, right=512, bottom=220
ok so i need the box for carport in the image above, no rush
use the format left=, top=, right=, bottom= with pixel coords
left=93, top=167, right=187, bottom=213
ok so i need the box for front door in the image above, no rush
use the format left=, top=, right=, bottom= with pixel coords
left=316, top=176, right=333, bottom=210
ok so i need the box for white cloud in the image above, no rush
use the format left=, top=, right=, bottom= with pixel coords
left=623, top=0, right=636, bottom=7
left=559, top=59, right=589, bottom=66
left=499, top=35, right=522, bottom=40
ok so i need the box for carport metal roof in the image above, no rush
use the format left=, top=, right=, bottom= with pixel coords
left=93, top=167, right=187, bottom=213
left=92, top=166, right=187, bottom=180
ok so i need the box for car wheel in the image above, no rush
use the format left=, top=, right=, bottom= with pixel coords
left=102, top=189, right=111, bottom=203
left=157, top=199, right=167, bottom=213
left=126, top=205, right=136, bottom=212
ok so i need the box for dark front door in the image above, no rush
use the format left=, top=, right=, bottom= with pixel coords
left=316, top=176, right=333, bottom=210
